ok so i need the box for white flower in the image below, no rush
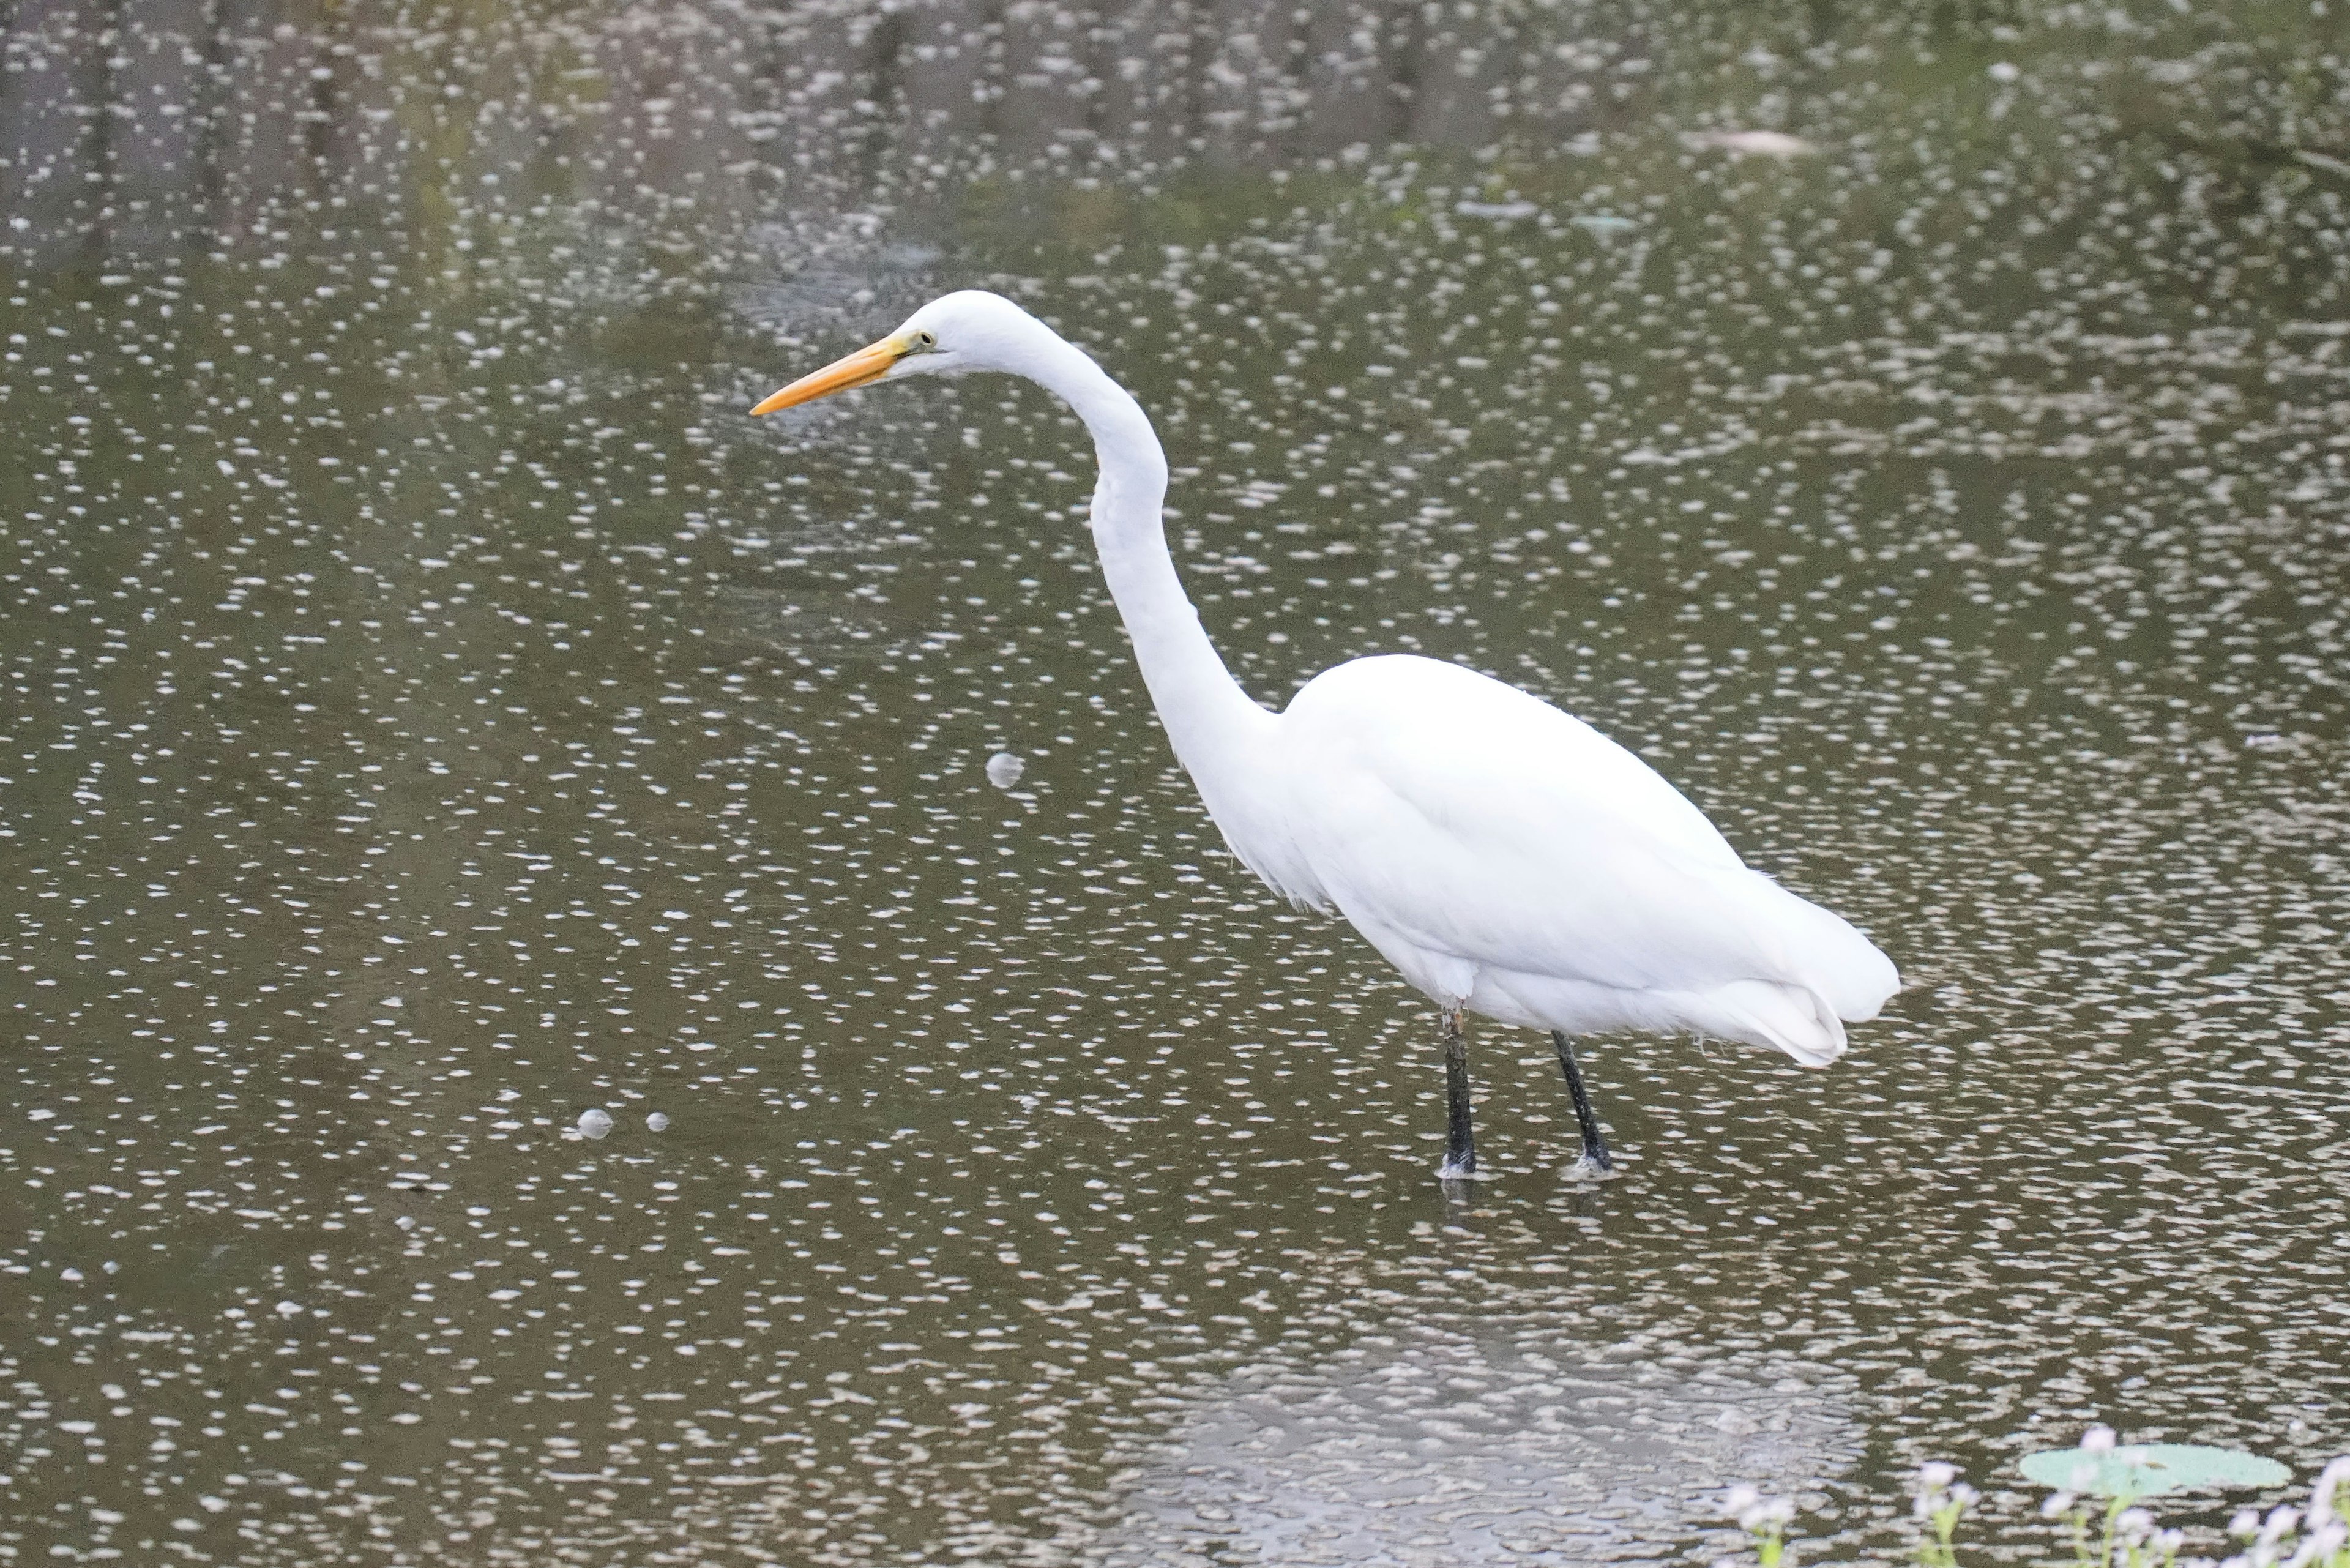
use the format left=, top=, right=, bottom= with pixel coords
left=2311, top=1458, right=2350, bottom=1528
left=1724, top=1485, right=1761, bottom=1518
left=2042, top=1491, right=2078, bottom=1518
left=1919, top=1462, right=1958, bottom=1489
left=2083, top=1424, right=2120, bottom=1455
left=2233, top=1510, right=2265, bottom=1540
left=2118, top=1507, right=2157, bottom=1542
left=2290, top=1524, right=2348, bottom=1567
left=2262, top=1506, right=2301, bottom=1544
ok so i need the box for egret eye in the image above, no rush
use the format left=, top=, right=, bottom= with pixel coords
left=913, top=330, right=937, bottom=350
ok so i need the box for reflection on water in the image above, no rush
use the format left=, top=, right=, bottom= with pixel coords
left=1068, top=1331, right=1852, bottom=1567
left=4, top=0, right=2349, bottom=1564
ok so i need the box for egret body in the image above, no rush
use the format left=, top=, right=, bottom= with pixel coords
left=752, top=290, right=1900, bottom=1181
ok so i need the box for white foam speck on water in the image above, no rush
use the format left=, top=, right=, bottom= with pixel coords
left=645, top=1111, right=669, bottom=1132
left=1682, top=128, right=1821, bottom=157
left=985, top=752, right=1025, bottom=788
left=577, top=1108, right=613, bottom=1140
left=1455, top=198, right=1540, bottom=220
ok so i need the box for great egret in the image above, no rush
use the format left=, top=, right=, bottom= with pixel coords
left=752, top=291, right=1900, bottom=1182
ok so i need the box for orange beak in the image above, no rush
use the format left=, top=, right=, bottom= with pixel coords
left=750, top=333, right=909, bottom=415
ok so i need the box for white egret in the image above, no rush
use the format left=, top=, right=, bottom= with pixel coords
left=752, top=291, right=1899, bottom=1182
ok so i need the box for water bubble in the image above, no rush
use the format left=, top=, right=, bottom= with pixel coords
left=577, top=1108, right=613, bottom=1140
left=645, top=1111, right=669, bottom=1132
left=985, top=752, right=1025, bottom=789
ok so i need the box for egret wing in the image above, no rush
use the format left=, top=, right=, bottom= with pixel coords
left=1277, top=656, right=1873, bottom=1003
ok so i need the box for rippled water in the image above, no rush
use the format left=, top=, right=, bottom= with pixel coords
left=4, top=2, right=2348, bottom=1563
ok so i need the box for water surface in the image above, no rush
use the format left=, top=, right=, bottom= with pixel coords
left=3, top=2, right=2348, bottom=1563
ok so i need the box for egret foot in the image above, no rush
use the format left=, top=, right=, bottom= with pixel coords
left=1438, top=1007, right=1477, bottom=1181
left=1564, top=1151, right=1619, bottom=1185
left=1550, top=1031, right=1617, bottom=1178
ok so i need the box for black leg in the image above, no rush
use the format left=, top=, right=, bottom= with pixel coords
left=1439, top=1007, right=1477, bottom=1181
left=1550, top=1031, right=1614, bottom=1176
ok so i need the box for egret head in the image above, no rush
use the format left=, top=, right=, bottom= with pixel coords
left=750, top=290, right=1045, bottom=415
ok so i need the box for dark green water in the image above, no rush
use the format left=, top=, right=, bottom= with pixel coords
left=3, top=2, right=2347, bottom=1563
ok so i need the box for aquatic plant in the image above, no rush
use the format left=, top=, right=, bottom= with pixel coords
left=2021, top=1427, right=2294, bottom=1501
left=1721, top=1484, right=1799, bottom=1568
left=1714, top=1436, right=2349, bottom=1568
left=1912, top=1460, right=1977, bottom=1568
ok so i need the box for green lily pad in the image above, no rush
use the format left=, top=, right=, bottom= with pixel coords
left=2019, top=1444, right=2291, bottom=1499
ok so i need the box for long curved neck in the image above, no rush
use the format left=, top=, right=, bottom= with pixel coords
left=1015, top=332, right=1273, bottom=785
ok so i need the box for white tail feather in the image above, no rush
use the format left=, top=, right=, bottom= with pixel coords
left=1739, top=875, right=1902, bottom=1024
left=1702, top=979, right=1848, bottom=1067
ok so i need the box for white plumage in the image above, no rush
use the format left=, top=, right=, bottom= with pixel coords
left=753, top=289, right=1900, bottom=1180
left=1268, top=655, right=1896, bottom=1069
